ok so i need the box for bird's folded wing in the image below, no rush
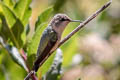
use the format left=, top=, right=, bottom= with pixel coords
left=33, top=28, right=58, bottom=71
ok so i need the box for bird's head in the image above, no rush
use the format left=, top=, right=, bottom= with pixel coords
left=49, top=14, right=81, bottom=34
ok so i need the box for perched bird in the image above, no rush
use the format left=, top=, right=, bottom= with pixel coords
left=33, top=14, right=81, bottom=72
left=24, top=14, right=81, bottom=80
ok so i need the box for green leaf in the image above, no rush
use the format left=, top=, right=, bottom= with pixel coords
left=2, top=0, right=14, bottom=9
left=0, top=13, right=20, bottom=47
left=27, top=23, right=47, bottom=57
left=0, top=49, right=5, bottom=65
left=0, top=13, right=10, bottom=41
left=0, top=3, right=24, bottom=48
left=0, top=3, right=16, bottom=28
left=0, top=65, right=7, bottom=80
left=61, top=23, right=79, bottom=67
left=6, top=45, right=28, bottom=71
left=11, top=19, right=24, bottom=47
left=25, top=24, right=30, bottom=35
left=13, top=0, right=32, bottom=26
left=42, top=49, right=63, bottom=80
left=0, top=15, right=3, bottom=33
left=35, top=7, right=53, bottom=30
left=26, top=54, right=36, bottom=69
left=21, top=7, right=32, bottom=26
left=0, top=37, right=28, bottom=72
left=1, top=54, right=26, bottom=80
left=62, top=37, right=78, bottom=67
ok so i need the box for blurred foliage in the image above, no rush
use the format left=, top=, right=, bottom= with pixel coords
left=0, top=37, right=28, bottom=72
left=42, top=49, right=63, bottom=80
left=0, top=0, right=120, bottom=80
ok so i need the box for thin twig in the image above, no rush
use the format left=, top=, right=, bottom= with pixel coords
left=20, top=49, right=37, bottom=80
left=24, top=0, right=112, bottom=80
left=20, top=49, right=27, bottom=61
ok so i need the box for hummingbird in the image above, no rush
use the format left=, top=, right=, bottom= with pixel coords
left=24, top=14, right=81, bottom=80
left=32, top=14, right=81, bottom=72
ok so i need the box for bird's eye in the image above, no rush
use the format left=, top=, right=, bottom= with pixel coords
left=60, top=18, right=66, bottom=21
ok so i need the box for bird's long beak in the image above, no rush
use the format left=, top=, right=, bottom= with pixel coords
left=70, top=20, right=82, bottom=23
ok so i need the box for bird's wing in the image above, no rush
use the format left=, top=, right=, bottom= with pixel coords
left=33, top=27, right=58, bottom=71
left=36, top=29, right=50, bottom=57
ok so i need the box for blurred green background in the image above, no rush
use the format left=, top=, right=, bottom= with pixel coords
left=0, top=0, right=120, bottom=80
